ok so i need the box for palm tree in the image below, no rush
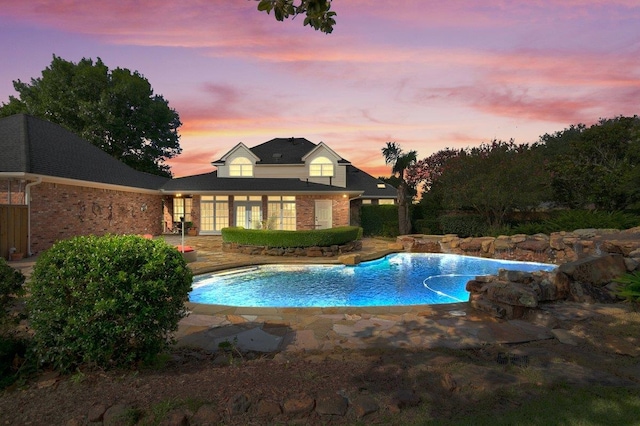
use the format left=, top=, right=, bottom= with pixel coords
left=382, top=142, right=417, bottom=235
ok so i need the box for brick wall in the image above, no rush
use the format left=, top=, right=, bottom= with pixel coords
left=296, top=195, right=350, bottom=230
left=30, top=182, right=163, bottom=254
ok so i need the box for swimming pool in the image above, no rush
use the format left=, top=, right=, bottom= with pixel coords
left=190, top=253, right=556, bottom=308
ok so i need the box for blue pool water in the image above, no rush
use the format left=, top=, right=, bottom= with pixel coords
left=190, top=253, right=556, bottom=308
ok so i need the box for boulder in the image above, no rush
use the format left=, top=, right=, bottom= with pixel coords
left=315, top=391, right=348, bottom=416
left=559, top=254, right=627, bottom=287
left=486, top=282, right=538, bottom=307
left=516, top=239, right=549, bottom=252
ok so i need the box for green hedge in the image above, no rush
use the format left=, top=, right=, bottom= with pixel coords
left=221, top=226, right=362, bottom=248
left=439, top=214, right=488, bottom=237
left=27, top=235, right=193, bottom=372
left=361, top=205, right=399, bottom=237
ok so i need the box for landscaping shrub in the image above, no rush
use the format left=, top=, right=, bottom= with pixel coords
left=221, top=226, right=362, bottom=248
left=509, top=221, right=550, bottom=236
left=544, top=210, right=640, bottom=232
left=615, top=271, right=640, bottom=304
left=361, top=205, right=398, bottom=237
left=0, top=258, right=25, bottom=322
left=414, top=218, right=440, bottom=235
left=27, top=235, right=193, bottom=372
left=439, top=214, right=488, bottom=237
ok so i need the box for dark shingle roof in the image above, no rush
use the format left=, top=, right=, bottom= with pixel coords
left=0, top=114, right=169, bottom=190
left=160, top=166, right=396, bottom=197
left=161, top=171, right=351, bottom=193
left=249, top=137, right=318, bottom=164
left=1, top=115, right=396, bottom=198
left=346, top=165, right=397, bottom=198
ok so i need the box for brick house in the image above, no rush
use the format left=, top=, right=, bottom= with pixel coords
left=0, top=114, right=396, bottom=258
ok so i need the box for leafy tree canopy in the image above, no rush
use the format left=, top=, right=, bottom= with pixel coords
left=543, top=116, right=640, bottom=211
left=256, top=0, right=337, bottom=34
left=416, top=140, right=551, bottom=227
left=0, top=55, right=182, bottom=177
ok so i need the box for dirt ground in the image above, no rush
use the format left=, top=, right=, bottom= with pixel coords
left=1, top=303, right=640, bottom=425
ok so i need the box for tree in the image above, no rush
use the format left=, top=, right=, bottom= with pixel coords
left=256, top=0, right=337, bottom=34
left=420, top=141, right=551, bottom=228
left=544, top=116, right=640, bottom=211
left=381, top=142, right=417, bottom=235
left=0, top=55, right=182, bottom=177
left=406, top=147, right=463, bottom=191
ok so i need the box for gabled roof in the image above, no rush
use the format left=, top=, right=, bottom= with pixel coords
left=0, top=114, right=168, bottom=190
left=345, top=165, right=397, bottom=198
left=211, top=142, right=260, bottom=165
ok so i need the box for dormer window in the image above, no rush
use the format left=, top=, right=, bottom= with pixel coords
left=309, top=156, right=334, bottom=177
left=229, top=157, right=253, bottom=177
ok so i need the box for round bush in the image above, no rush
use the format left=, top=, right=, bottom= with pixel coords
left=27, top=235, right=192, bottom=371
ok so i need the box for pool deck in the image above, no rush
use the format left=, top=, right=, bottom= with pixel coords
left=167, top=236, right=563, bottom=354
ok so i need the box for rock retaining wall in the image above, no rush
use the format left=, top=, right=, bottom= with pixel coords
left=399, top=228, right=640, bottom=319
left=397, top=227, right=640, bottom=266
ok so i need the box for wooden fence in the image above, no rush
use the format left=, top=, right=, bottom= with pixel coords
left=0, top=205, right=28, bottom=260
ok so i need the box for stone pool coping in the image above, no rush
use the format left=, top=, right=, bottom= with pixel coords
left=176, top=299, right=563, bottom=353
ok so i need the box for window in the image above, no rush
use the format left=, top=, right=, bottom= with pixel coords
left=309, top=156, right=334, bottom=177
left=200, top=196, right=229, bottom=232
left=229, top=157, right=253, bottom=177
left=267, top=196, right=296, bottom=230
left=378, top=199, right=395, bottom=205
left=172, top=197, right=193, bottom=222
left=361, top=199, right=372, bottom=205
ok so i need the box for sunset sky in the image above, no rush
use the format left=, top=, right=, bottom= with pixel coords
left=1, top=1, right=638, bottom=178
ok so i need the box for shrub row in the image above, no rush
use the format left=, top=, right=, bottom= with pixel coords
left=360, top=205, right=399, bottom=237
left=221, top=226, right=362, bottom=248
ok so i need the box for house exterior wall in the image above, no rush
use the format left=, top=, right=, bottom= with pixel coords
left=216, top=145, right=258, bottom=178
left=216, top=143, right=348, bottom=187
left=304, top=146, right=347, bottom=188
left=296, top=194, right=350, bottom=230
left=253, top=164, right=305, bottom=179
left=29, top=182, right=163, bottom=254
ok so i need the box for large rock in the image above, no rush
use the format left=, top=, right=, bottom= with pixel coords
left=315, top=391, right=348, bottom=416
left=459, top=238, right=483, bottom=251
left=558, top=254, right=627, bottom=287
left=486, top=282, right=538, bottom=307
left=530, top=272, right=570, bottom=301
left=516, top=238, right=549, bottom=252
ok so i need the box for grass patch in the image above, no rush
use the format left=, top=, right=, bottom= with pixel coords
left=430, top=386, right=640, bottom=425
